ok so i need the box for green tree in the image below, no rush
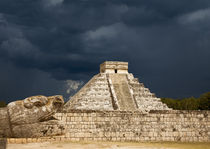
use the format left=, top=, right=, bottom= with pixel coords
left=198, top=92, right=210, bottom=110
left=179, top=97, right=198, bottom=110
left=161, top=92, right=210, bottom=110
left=0, top=101, right=7, bottom=108
left=161, top=98, right=180, bottom=109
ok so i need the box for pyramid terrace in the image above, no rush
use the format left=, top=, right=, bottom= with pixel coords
left=64, top=61, right=170, bottom=111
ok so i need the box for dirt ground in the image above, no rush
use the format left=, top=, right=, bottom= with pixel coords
left=3, top=141, right=210, bottom=149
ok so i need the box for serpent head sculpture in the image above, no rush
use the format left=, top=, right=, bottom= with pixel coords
left=0, top=95, right=65, bottom=138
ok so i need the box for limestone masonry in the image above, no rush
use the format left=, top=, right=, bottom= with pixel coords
left=54, top=110, right=209, bottom=142
left=64, top=61, right=170, bottom=111
left=5, top=110, right=210, bottom=143
left=0, top=61, right=209, bottom=143
left=0, top=95, right=65, bottom=138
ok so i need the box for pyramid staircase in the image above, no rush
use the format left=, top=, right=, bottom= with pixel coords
left=64, top=61, right=170, bottom=111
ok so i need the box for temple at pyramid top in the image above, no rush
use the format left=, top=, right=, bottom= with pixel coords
left=64, top=61, right=170, bottom=112
left=100, top=61, right=128, bottom=74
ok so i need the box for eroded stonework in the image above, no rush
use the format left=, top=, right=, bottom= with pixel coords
left=0, top=95, right=65, bottom=138
left=64, top=61, right=170, bottom=111
left=65, top=73, right=114, bottom=111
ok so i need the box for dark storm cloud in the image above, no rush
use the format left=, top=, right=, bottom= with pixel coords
left=0, top=0, right=210, bottom=102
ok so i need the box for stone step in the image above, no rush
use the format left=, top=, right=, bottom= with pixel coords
left=109, top=74, right=137, bottom=111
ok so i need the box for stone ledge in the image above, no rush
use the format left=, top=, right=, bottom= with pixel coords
left=61, top=109, right=210, bottom=114
left=4, top=136, right=210, bottom=144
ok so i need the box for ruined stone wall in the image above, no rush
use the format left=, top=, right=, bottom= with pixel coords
left=3, top=110, right=210, bottom=143
left=53, top=110, right=209, bottom=142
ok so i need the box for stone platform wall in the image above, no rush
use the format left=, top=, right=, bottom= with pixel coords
left=4, top=110, right=210, bottom=143
left=53, top=110, right=209, bottom=142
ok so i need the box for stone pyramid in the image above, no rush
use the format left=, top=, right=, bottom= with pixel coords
left=64, top=61, right=170, bottom=111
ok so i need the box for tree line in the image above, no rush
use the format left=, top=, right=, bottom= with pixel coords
left=161, top=92, right=210, bottom=110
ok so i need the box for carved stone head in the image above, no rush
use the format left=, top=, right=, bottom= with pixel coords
left=7, top=95, right=64, bottom=125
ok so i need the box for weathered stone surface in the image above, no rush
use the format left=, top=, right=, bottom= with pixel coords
left=53, top=110, right=210, bottom=142
left=127, top=73, right=170, bottom=111
left=8, top=95, right=64, bottom=125
left=0, top=95, right=65, bottom=138
left=65, top=73, right=114, bottom=111
left=108, top=74, right=137, bottom=111
left=0, top=108, right=11, bottom=137
left=12, top=120, right=65, bottom=138
left=64, top=61, right=170, bottom=111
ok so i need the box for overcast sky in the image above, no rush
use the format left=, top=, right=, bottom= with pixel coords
left=0, top=0, right=210, bottom=103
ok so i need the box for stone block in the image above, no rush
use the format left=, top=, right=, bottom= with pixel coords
left=15, top=139, right=23, bottom=144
